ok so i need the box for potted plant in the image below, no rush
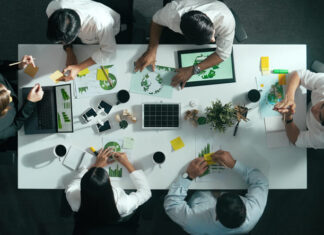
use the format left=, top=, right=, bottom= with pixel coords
left=205, top=100, right=248, bottom=132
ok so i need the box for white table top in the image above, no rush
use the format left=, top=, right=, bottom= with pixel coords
left=18, top=44, right=307, bottom=189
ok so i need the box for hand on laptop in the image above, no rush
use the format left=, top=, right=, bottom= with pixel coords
left=27, top=83, right=44, bottom=103
left=186, top=158, right=208, bottom=179
left=211, top=150, right=236, bottom=169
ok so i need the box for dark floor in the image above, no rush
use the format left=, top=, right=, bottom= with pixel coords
left=1, top=0, right=324, bottom=234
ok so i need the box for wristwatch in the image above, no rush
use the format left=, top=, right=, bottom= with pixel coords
left=192, top=65, right=201, bottom=75
left=63, top=44, right=73, bottom=51
left=182, top=172, right=193, bottom=181
left=285, top=118, right=293, bottom=124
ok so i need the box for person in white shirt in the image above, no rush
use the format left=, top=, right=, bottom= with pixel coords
left=164, top=150, right=269, bottom=234
left=66, top=148, right=151, bottom=229
left=274, top=70, right=324, bottom=149
left=135, top=0, right=235, bottom=89
left=46, top=0, right=120, bottom=81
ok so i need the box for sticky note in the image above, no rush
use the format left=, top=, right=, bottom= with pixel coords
left=50, top=70, right=63, bottom=83
left=170, top=137, right=185, bottom=151
left=78, top=68, right=90, bottom=77
left=278, top=74, right=286, bottom=85
left=24, top=64, right=39, bottom=78
left=123, top=137, right=134, bottom=149
left=203, top=153, right=218, bottom=165
left=97, top=68, right=108, bottom=81
left=261, top=56, right=269, bottom=75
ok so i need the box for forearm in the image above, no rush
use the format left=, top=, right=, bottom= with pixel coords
left=78, top=57, right=96, bottom=70
left=123, top=161, right=135, bottom=173
left=148, top=21, right=163, bottom=51
left=197, top=52, right=223, bottom=71
left=285, top=122, right=300, bottom=144
left=285, top=71, right=301, bottom=99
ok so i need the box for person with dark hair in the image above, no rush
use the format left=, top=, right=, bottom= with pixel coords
left=65, top=148, right=151, bottom=228
left=274, top=70, right=324, bottom=148
left=46, top=0, right=120, bottom=81
left=0, top=56, right=44, bottom=142
left=135, top=0, right=235, bottom=89
left=164, top=150, right=268, bottom=234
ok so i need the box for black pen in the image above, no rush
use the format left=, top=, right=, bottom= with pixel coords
left=233, top=121, right=240, bottom=136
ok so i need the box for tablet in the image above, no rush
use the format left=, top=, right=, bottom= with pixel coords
left=177, top=48, right=235, bottom=87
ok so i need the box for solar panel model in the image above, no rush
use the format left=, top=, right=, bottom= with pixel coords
left=142, top=103, right=180, bottom=129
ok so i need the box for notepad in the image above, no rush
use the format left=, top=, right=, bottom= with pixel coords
left=170, top=136, right=185, bottom=151
left=50, top=70, right=63, bottom=83
left=97, top=68, right=108, bottom=81
left=24, top=64, right=39, bottom=78
left=78, top=152, right=95, bottom=170
left=123, top=137, right=134, bottom=149
left=63, top=146, right=85, bottom=170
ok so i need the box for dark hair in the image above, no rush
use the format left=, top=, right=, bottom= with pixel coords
left=180, top=10, right=214, bottom=45
left=216, top=193, right=246, bottom=228
left=77, top=167, right=121, bottom=226
left=0, top=84, right=11, bottom=117
left=47, top=9, right=81, bottom=44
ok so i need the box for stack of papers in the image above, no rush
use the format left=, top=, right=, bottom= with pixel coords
left=264, top=116, right=290, bottom=148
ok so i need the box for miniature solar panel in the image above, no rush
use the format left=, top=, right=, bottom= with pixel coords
left=142, top=103, right=180, bottom=129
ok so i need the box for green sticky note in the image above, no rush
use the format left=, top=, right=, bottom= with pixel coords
left=123, top=137, right=134, bottom=149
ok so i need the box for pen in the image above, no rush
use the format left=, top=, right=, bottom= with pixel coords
left=9, top=57, right=36, bottom=66
left=272, top=69, right=288, bottom=74
left=233, top=121, right=240, bottom=136
left=90, top=147, right=98, bottom=156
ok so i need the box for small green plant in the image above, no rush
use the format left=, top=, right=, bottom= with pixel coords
left=205, top=100, right=237, bottom=132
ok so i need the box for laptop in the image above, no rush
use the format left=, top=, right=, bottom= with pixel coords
left=22, top=84, right=73, bottom=134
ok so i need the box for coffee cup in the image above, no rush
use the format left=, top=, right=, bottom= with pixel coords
left=116, top=90, right=130, bottom=105
left=53, top=144, right=67, bottom=160
left=153, top=151, right=165, bottom=168
left=247, top=89, right=261, bottom=103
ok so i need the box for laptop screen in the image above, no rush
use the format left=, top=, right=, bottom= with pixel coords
left=55, top=84, right=73, bottom=133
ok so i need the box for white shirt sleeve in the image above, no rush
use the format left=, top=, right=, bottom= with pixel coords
left=119, top=170, right=152, bottom=215
left=215, top=16, right=235, bottom=60
left=152, top=2, right=181, bottom=33
left=46, top=1, right=61, bottom=17
left=297, top=70, right=324, bottom=91
left=90, top=21, right=117, bottom=65
left=65, top=167, right=88, bottom=212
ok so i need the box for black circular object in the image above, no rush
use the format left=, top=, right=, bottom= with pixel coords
left=55, top=145, right=67, bottom=157
left=117, top=90, right=130, bottom=104
left=153, top=151, right=165, bottom=164
left=247, top=89, right=261, bottom=102
left=119, top=120, right=128, bottom=129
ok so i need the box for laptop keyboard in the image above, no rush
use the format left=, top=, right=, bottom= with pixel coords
left=37, top=90, right=54, bottom=129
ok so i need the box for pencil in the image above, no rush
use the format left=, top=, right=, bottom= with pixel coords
left=100, top=66, right=113, bottom=87
left=9, top=57, right=36, bottom=66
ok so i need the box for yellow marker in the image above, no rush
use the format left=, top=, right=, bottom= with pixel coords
left=90, top=147, right=98, bottom=156
left=24, top=64, right=39, bottom=78
left=260, top=56, right=269, bottom=75
left=278, top=74, right=286, bottom=85
left=170, top=136, right=185, bottom=151
left=50, top=70, right=64, bottom=83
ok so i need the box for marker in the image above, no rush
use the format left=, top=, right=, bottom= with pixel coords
left=272, top=69, right=289, bottom=74
left=90, top=147, right=98, bottom=156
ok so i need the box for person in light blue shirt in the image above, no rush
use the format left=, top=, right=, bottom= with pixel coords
left=164, top=150, right=269, bottom=234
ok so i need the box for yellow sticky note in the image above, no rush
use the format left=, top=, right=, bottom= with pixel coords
left=170, top=137, right=185, bottom=151
left=261, top=56, right=269, bottom=75
left=278, top=74, right=286, bottom=85
left=50, top=70, right=63, bottom=83
left=203, top=153, right=218, bottom=165
left=24, top=64, right=39, bottom=78
left=97, top=68, right=109, bottom=81
left=78, top=68, right=90, bottom=77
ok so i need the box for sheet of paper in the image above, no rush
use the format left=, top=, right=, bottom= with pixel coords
left=78, top=68, right=90, bottom=77
left=264, top=116, right=285, bottom=132
left=24, top=64, right=39, bottom=78
left=266, top=131, right=290, bottom=148
left=130, top=65, right=175, bottom=99
left=74, top=65, right=117, bottom=98
left=97, top=68, right=109, bottom=81
left=63, top=146, right=84, bottom=170
left=123, top=137, right=134, bottom=149
left=50, top=70, right=63, bottom=83
left=170, top=136, right=185, bottom=151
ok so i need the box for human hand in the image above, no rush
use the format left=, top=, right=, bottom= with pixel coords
left=273, top=96, right=296, bottom=115
left=65, top=48, right=78, bottom=67
left=186, top=158, right=208, bottom=179
left=27, top=83, right=44, bottom=102
left=93, top=148, right=115, bottom=168
left=134, top=49, right=157, bottom=72
left=61, top=65, right=81, bottom=81
left=211, top=150, right=236, bottom=169
left=171, top=66, right=193, bottom=89
left=19, top=55, right=35, bottom=69
left=113, top=152, right=135, bottom=173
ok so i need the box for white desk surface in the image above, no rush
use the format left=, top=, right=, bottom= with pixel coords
left=18, top=44, right=307, bottom=189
